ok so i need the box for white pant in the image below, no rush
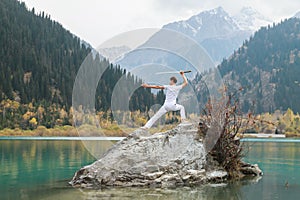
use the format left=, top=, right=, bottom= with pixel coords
left=144, top=103, right=186, bottom=128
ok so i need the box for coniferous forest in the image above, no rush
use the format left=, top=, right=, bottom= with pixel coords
left=219, top=18, right=300, bottom=113
left=0, top=0, right=164, bottom=130
left=194, top=18, right=300, bottom=114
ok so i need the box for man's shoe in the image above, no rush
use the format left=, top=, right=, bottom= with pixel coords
left=180, top=119, right=192, bottom=125
left=140, top=126, right=149, bottom=130
left=128, top=127, right=150, bottom=139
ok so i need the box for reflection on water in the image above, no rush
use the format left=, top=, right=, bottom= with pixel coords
left=0, top=139, right=299, bottom=200
left=42, top=183, right=247, bottom=200
left=0, top=140, right=100, bottom=200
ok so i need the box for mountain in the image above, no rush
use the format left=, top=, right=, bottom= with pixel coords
left=233, top=7, right=273, bottom=31
left=193, top=18, right=300, bottom=113
left=0, top=0, right=155, bottom=129
left=0, top=0, right=90, bottom=107
left=164, top=7, right=251, bottom=63
left=115, top=6, right=272, bottom=75
left=163, top=7, right=241, bottom=42
left=294, top=11, right=300, bottom=18
left=162, top=6, right=273, bottom=63
left=98, top=45, right=131, bottom=62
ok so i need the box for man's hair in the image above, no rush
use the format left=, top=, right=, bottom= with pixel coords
left=170, top=76, right=177, bottom=83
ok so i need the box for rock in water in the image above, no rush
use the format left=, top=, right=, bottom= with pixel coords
left=69, top=123, right=260, bottom=188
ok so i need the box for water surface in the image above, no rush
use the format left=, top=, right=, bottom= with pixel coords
left=0, top=138, right=299, bottom=199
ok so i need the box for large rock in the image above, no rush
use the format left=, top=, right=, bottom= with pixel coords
left=70, top=123, right=261, bottom=188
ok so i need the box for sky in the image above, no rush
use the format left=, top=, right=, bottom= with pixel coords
left=22, top=0, right=300, bottom=48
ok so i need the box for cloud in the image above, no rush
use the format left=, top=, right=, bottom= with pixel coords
left=152, top=0, right=300, bottom=20
left=22, top=0, right=300, bottom=47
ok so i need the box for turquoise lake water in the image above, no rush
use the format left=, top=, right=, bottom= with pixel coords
left=0, top=138, right=299, bottom=200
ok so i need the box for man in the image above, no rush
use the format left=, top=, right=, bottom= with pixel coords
left=141, top=70, right=188, bottom=129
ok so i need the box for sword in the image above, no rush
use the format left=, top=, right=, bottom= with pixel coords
left=155, top=70, right=192, bottom=75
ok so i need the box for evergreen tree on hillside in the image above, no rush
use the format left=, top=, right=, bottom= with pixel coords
left=0, top=0, right=158, bottom=129
left=194, top=18, right=300, bottom=113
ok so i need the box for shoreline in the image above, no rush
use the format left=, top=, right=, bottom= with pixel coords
left=0, top=136, right=125, bottom=140
left=242, top=133, right=286, bottom=138
left=0, top=124, right=176, bottom=137
left=2, top=136, right=300, bottom=144
left=0, top=125, right=299, bottom=138
left=1, top=134, right=300, bottom=140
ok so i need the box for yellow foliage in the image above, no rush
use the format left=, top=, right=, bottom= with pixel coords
left=134, top=116, right=147, bottom=126
left=23, top=111, right=35, bottom=121
left=29, top=117, right=37, bottom=125
left=281, top=108, right=295, bottom=127
left=28, top=102, right=34, bottom=110
left=56, top=119, right=63, bottom=125
left=11, top=101, right=20, bottom=110
left=59, top=108, right=67, bottom=119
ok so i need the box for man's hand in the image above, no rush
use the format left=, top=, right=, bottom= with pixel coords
left=180, top=70, right=188, bottom=88
left=141, top=83, right=148, bottom=88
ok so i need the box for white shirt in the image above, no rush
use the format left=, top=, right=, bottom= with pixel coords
left=163, top=85, right=182, bottom=104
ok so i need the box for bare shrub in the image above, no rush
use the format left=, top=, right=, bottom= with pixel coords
left=199, top=87, right=265, bottom=178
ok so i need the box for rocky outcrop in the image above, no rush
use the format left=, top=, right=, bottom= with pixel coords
left=239, top=162, right=263, bottom=176
left=70, top=123, right=262, bottom=188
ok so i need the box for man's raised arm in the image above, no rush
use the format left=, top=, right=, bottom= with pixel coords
left=141, top=83, right=165, bottom=89
left=180, top=70, right=188, bottom=88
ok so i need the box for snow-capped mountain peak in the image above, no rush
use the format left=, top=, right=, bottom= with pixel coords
left=206, top=6, right=227, bottom=15
left=233, top=7, right=273, bottom=31
left=294, top=11, right=300, bottom=18
left=163, top=7, right=240, bottom=41
left=107, top=7, right=275, bottom=66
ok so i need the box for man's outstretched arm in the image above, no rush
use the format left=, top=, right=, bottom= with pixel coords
left=180, top=70, right=188, bottom=88
left=141, top=83, right=165, bottom=89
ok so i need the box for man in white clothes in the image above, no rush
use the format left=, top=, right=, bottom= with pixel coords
left=141, top=70, right=188, bottom=129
